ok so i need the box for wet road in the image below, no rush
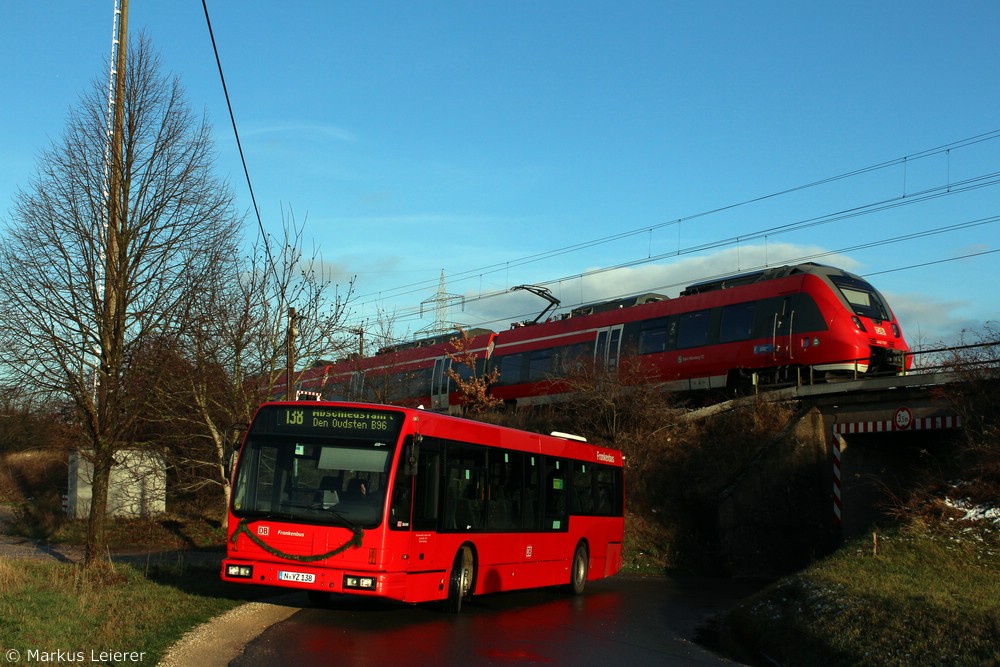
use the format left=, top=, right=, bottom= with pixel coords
left=232, top=576, right=764, bottom=666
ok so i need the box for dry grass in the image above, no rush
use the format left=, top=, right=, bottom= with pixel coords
left=0, top=559, right=264, bottom=664
left=0, top=449, right=66, bottom=503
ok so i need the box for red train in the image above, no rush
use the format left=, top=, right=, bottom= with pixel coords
left=289, top=263, right=911, bottom=411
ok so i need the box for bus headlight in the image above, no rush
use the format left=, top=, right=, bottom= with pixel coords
left=343, top=575, right=378, bottom=590
left=226, top=564, right=253, bottom=579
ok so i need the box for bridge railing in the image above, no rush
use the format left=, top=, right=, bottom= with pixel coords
left=788, top=339, right=1000, bottom=388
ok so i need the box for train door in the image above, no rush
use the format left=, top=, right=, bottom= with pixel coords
left=594, top=325, right=624, bottom=371
left=431, top=357, right=452, bottom=411
left=348, top=371, right=365, bottom=401
left=771, top=297, right=794, bottom=365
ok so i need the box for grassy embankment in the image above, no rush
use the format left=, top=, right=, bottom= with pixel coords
left=715, top=521, right=1000, bottom=666
left=0, top=557, right=263, bottom=665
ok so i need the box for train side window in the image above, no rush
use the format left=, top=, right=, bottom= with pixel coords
left=555, top=343, right=591, bottom=375
left=638, top=317, right=670, bottom=355
left=450, top=358, right=475, bottom=383
left=719, top=302, right=756, bottom=343
left=527, top=349, right=553, bottom=381
left=677, top=310, right=711, bottom=349
left=790, top=293, right=828, bottom=332
left=495, top=354, right=524, bottom=386
left=752, top=297, right=782, bottom=338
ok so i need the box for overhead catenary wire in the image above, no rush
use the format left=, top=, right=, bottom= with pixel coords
left=350, top=214, right=1000, bottom=349
left=343, top=170, right=1000, bottom=339
left=347, top=128, right=1000, bottom=310
left=191, top=8, right=1000, bottom=349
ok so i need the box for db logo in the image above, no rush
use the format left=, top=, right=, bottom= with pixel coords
left=257, top=526, right=270, bottom=536
left=894, top=407, right=913, bottom=430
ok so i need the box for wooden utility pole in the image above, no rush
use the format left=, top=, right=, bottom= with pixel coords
left=87, top=0, right=128, bottom=567
left=103, top=0, right=128, bottom=383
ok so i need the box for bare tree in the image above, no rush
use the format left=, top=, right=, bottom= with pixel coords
left=447, top=328, right=502, bottom=415
left=0, top=34, right=242, bottom=565
left=139, top=211, right=356, bottom=512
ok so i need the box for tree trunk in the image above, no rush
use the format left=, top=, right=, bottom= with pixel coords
left=84, top=446, right=114, bottom=565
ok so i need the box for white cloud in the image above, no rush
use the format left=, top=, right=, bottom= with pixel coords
left=463, top=243, right=860, bottom=326
left=245, top=122, right=357, bottom=143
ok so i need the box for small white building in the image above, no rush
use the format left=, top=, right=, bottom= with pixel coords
left=66, top=449, right=167, bottom=519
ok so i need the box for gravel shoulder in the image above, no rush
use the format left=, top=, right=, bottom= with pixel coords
left=158, top=594, right=302, bottom=667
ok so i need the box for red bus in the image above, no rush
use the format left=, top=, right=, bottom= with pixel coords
left=222, top=401, right=625, bottom=612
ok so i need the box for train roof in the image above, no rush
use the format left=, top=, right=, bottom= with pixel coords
left=567, top=293, right=668, bottom=318
left=377, top=327, right=494, bottom=355
left=679, top=262, right=842, bottom=296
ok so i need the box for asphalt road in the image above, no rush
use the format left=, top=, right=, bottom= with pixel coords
left=229, top=575, right=765, bottom=667
left=0, top=509, right=763, bottom=665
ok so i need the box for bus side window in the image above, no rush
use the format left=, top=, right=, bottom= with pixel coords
left=444, top=443, right=486, bottom=531
left=412, top=441, right=441, bottom=531
left=571, top=462, right=593, bottom=514
left=522, top=455, right=542, bottom=531
left=486, top=450, right=522, bottom=530
left=595, top=467, right=623, bottom=517
left=543, top=458, right=568, bottom=531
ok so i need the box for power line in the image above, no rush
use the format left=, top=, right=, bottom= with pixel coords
left=345, top=178, right=1000, bottom=334
left=354, top=211, right=1000, bottom=343
left=201, top=1, right=269, bottom=257
left=347, top=128, right=1000, bottom=310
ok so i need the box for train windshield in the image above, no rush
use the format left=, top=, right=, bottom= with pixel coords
left=830, top=275, right=891, bottom=322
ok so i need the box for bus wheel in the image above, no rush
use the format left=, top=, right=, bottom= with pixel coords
left=444, top=548, right=473, bottom=613
left=567, top=543, right=589, bottom=595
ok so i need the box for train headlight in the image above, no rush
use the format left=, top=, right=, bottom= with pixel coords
left=852, top=316, right=867, bottom=332
left=891, top=323, right=900, bottom=337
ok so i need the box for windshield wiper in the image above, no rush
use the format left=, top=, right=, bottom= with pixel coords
left=315, top=505, right=358, bottom=530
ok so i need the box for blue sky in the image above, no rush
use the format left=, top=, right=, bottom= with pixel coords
left=2, top=2, right=999, bottom=350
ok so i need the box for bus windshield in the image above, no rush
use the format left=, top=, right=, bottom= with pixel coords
left=231, top=405, right=404, bottom=528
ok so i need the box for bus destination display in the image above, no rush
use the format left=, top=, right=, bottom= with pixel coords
left=254, top=405, right=403, bottom=437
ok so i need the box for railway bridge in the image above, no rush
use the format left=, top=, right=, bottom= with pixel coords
left=705, top=370, right=976, bottom=576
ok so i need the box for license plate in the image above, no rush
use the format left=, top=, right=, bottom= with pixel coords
left=278, top=570, right=316, bottom=583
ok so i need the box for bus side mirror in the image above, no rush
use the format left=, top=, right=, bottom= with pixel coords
left=404, top=434, right=422, bottom=476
